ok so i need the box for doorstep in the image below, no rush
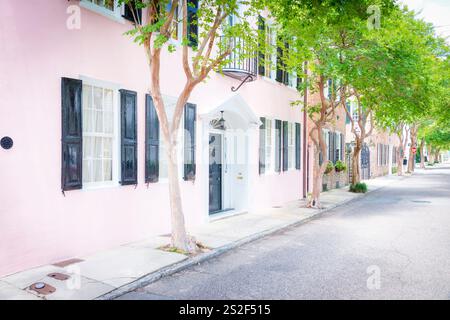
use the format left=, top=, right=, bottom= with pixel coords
left=0, top=174, right=405, bottom=300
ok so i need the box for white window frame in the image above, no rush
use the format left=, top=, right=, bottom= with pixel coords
left=80, top=0, right=126, bottom=23
left=158, top=95, right=184, bottom=183
left=335, top=131, right=342, bottom=162
left=287, top=71, right=297, bottom=90
left=80, top=76, right=121, bottom=190
left=263, top=22, right=277, bottom=81
left=264, top=118, right=276, bottom=174
left=323, top=129, right=330, bottom=162
left=287, top=122, right=296, bottom=170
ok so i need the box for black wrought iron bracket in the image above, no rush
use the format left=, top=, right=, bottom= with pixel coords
left=231, top=74, right=255, bottom=92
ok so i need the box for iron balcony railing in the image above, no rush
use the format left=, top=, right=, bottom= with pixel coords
left=219, top=36, right=258, bottom=81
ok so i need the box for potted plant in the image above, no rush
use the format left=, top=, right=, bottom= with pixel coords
left=324, top=161, right=335, bottom=174
left=335, top=160, right=347, bottom=173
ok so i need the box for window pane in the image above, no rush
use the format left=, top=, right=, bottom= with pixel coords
left=103, top=137, right=113, bottom=158
left=87, top=0, right=115, bottom=11
left=103, top=159, right=112, bottom=181
left=83, top=160, right=92, bottom=183
left=93, top=86, right=103, bottom=110
left=82, top=84, right=116, bottom=185
left=93, top=160, right=103, bottom=182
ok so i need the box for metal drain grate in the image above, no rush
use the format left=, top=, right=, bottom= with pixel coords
left=411, top=200, right=431, bottom=204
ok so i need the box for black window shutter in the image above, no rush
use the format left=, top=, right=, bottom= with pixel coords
left=275, top=120, right=282, bottom=172
left=327, top=79, right=333, bottom=100
left=297, top=62, right=304, bottom=90
left=330, top=132, right=333, bottom=163
left=329, top=132, right=333, bottom=163
left=276, top=42, right=283, bottom=83
left=295, top=123, right=301, bottom=170
left=187, top=0, right=199, bottom=48
left=123, top=0, right=142, bottom=24
left=297, top=75, right=302, bottom=90
left=282, top=121, right=288, bottom=171
left=258, top=15, right=265, bottom=76
left=120, top=89, right=138, bottom=185
left=145, top=94, right=159, bottom=183
left=259, top=117, right=266, bottom=175
left=340, top=133, right=344, bottom=161
left=334, top=132, right=338, bottom=164
left=184, top=103, right=196, bottom=181
left=319, top=129, right=324, bottom=166
left=61, top=77, right=83, bottom=191
left=283, top=42, right=289, bottom=85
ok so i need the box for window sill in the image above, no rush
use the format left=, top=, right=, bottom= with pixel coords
left=80, top=1, right=125, bottom=24
left=260, top=76, right=278, bottom=85
left=259, top=76, right=301, bottom=94
left=82, top=182, right=121, bottom=191
left=261, top=171, right=281, bottom=176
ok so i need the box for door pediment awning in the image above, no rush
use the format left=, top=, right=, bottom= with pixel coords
left=200, top=93, right=262, bottom=128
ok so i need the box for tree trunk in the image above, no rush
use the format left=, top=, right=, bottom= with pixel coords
left=352, top=142, right=361, bottom=185
left=427, top=144, right=433, bottom=163
left=419, top=138, right=425, bottom=169
left=397, top=146, right=403, bottom=176
left=307, top=124, right=327, bottom=209
left=407, top=128, right=417, bottom=173
left=310, top=159, right=327, bottom=209
left=434, top=149, right=440, bottom=163
left=166, top=142, right=196, bottom=253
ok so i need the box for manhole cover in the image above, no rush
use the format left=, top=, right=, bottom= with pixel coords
left=30, top=282, right=56, bottom=295
left=48, top=273, right=70, bottom=281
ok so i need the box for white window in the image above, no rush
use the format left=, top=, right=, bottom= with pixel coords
left=335, top=132, right=341, bottom=161
left=80, top=0, right=123, bottom=21
left=288, top=123, right=296, bottom=169
left=264, top=25, right=277, bottom=80
left=287, top=72, right=297, bottom=89
left=169, top=3, right=181, bottom=40
left=324, top=129, right=330, bottom=161
left=159, top=95, right=184, bottom=180
left=265, top=119, right=275, bottom=172
left=82, top=83, right=119, bottom=187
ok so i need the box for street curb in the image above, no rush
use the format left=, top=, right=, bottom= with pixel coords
left=96, top=177, right=406, bottom=300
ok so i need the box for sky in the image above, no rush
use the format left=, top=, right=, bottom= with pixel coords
left=399, top=0, right=450, bottom=42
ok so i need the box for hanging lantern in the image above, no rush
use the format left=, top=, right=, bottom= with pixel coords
left=210, top=111, right=226, bottom=130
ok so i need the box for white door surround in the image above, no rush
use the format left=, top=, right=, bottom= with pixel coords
left=200, top=94, right=261, bottom=221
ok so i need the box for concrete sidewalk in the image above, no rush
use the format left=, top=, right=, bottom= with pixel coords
left=0, top=174, right=405, bottom=300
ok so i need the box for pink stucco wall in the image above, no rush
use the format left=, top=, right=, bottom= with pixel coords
left=0, top=1, right=304, bottom=277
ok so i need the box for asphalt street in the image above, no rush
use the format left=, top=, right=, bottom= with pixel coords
left=118, top=166, right=450, bottom=300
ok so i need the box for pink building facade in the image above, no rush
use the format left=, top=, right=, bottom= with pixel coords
left=0, top=1, right=306, bottom=277
left=344, top=99, right=400, bottom=180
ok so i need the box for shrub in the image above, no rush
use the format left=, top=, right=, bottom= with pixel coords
left=392, top=167, right=398, bottom=174
left=350, top=182, right=368, bottom=193
left=335, top=160, right=347, bottom=173
left=324, top=161, right=334, bottom=174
